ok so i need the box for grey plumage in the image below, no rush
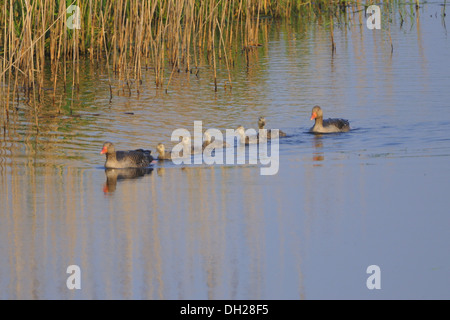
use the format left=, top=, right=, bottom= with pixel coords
left=101, top=142, right=154, bottom=168
left=309, top=106, right=350, bottom=133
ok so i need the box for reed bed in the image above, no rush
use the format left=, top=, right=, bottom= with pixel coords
left=0, top=0, right=395, bottom=129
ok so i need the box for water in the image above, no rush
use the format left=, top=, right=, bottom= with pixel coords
left=1, top=4, right=450, bottom=299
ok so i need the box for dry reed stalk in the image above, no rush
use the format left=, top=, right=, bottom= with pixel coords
left=183, top=0, right=192, bottom=72
left=70, top=0, right=80, bottom=114
left=23, top=0, right=39, bottom=131
left=165, top=0, right=185, bottom=92
left=1, top=0, right=11, bottom=127
left=63, top=1, right=67, bottom=93
left=215, top=16, right=232, bottom=90
left=212, top=18, right=218, bottom=92
left=134, top=1, right=144, bottom=95
left=100, top=8, right=113, bottom=102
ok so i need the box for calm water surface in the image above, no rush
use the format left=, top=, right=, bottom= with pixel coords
left=1, top=4, right=450, bottom=299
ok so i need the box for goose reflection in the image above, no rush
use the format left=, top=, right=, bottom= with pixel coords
left=312, top=135, right=324, bottom=164
left=156, top=167, right=166, bottom=177
left=103, top=167, right=153, bottom=193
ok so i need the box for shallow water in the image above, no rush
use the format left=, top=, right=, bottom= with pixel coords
left=1, top=4, right=450, bottom=299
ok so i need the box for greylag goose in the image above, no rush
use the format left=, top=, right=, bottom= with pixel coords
left=257, top=117, right=287, bottom=138
left=100, top=142, right=154, bottom=168
left=203, top=131, right=231, bottom=149
left=236, top=126, right=259, bottom=145
left=310, top=106, right=350, bottom=133
left=156, top=143, right=172, bottom=160
left=182, top=136, right=205, bottom=155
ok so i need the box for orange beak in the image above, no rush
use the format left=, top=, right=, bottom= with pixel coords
left=310, top=112, right=317, bottom=120
left=100, top=146, right=107, bottom=154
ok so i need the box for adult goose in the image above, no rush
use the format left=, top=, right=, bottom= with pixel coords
left=309, top=106, right=350, bottom=133
left=100, top=142, right=154, bottom=168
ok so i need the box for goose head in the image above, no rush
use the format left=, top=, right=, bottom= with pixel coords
left=101, top=142, right=115, bottom=155
left=310, top=106, right=323, bottom=120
